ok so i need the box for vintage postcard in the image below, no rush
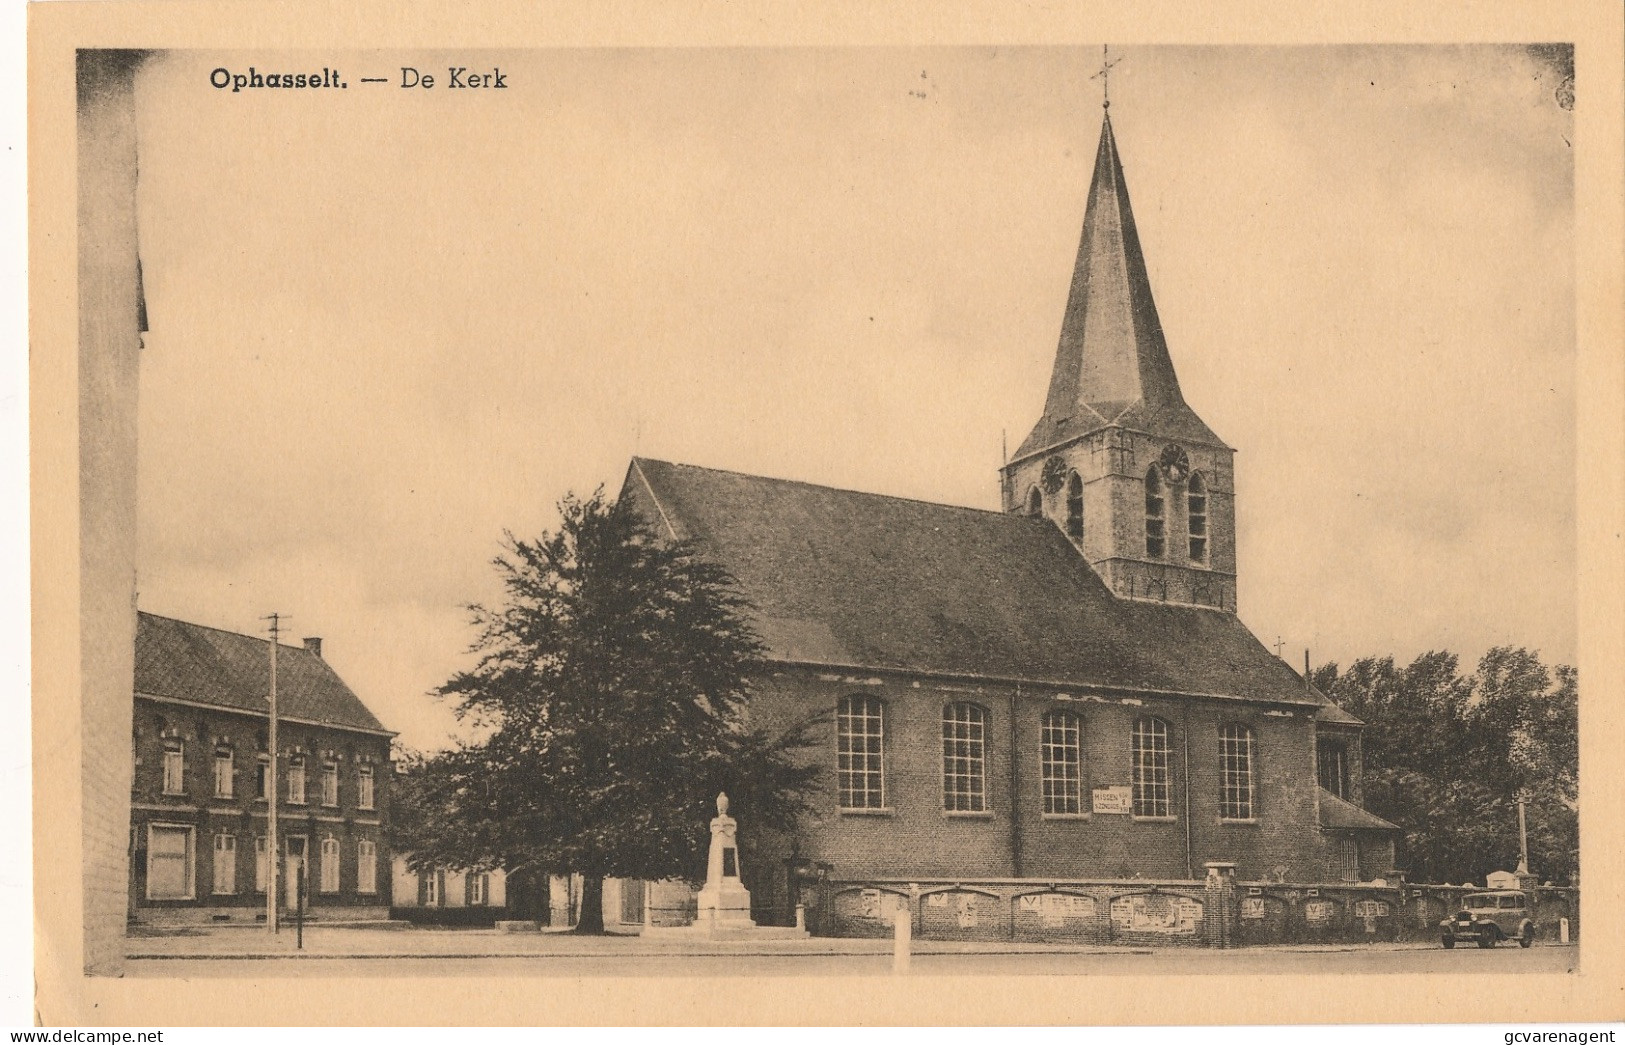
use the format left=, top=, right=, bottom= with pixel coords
left=29, top=0, right=1625, bottom=1027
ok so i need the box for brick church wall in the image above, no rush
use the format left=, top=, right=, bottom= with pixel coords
left=742, top=666, right=1341, bottom=904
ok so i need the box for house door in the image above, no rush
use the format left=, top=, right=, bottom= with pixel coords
left=284, top=836, right=308, bottom=909
left=620, top=879, right=645, bottom=924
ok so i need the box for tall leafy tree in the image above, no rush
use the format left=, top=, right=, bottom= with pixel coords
left=1313, top=647, right=1577, bottom=885
left=409, top=490, right=823, bottom=932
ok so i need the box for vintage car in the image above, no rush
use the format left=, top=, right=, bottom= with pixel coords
left=1440, top=890, right=1536, bottom=948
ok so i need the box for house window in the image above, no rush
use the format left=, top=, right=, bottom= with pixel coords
left=1188, top=472, right=1209, bottom=563
left=1131, top=717, right=1171, bottom=818
left=213, top=748, right=234, bottom=799
left=836, top=695, right=886, bottom=810
left=1218, top=724, right=1255, bottom=820
left=942, top=703, right=987, bottom=813
left=425, top=870, right=441, bottom=906
left=321, top=761, right=339, bottom=807
left=1026, top=486, right=1043, bottom=517
left=357, top=840, right=377, bottom=895
left=212, top=833, right=237, bottom=895
left=320, top=836, right=341, bottom=893
left=254, top=836, right=268, bottom=892
left=1317, top=738, right=1349, bottom=798
left=287, top=757, right=306, bottom=805
left=1338, top=837, right=1360, bottom=881
left=161, top=742, right=185, bottom=795
left=1065, top=472, right=1084, bottom=540
left=469, top=872, right=489, bottom=906
left=146, top=824, right=194, bottom=900
left=255, top=756, right=270, bottom=801
left=1040, top=710, right=1082, bottom=815
left=1144, top=468, right=1165, bottom=558
left=357, top=765, right=375, bottom=810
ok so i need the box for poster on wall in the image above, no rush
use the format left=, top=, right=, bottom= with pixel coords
left=1091, top=786, right=1133, bottom=814
left=1020, top=893, right=1098, bottom=928
left=956, top=893, right=979, bottom=929
left=1110, top=893, right=1203, bottom=933
left=1304, top=900, right=1336, bottom=924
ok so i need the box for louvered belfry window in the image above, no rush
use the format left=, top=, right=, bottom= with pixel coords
left=1188, top=472, right=1209, bottom=562
left=1145, top=468, right=1166, bottom=558
left=1065, top=473, right=1084, bottom=540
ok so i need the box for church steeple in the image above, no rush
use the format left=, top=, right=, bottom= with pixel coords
left=1016, top=110, right=1225, bottom=461
left=1002, top=98, right=1237, bottom=612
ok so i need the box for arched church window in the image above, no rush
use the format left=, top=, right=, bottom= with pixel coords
left=1131, top=716, right=1171, bottom=818
left=1040, top=710, right=1082, bottom=814
left=836, top=695, right=886, bottom=810
left=1144, top=468, right=1165, bottom=558
left=1065, top=473, right=1084, bottom=540
left=1026, top=486, right=1043, bottom=518
left=1218, top=723, right=1254, bottom=821
left=942, top=703, right=988, bottom=812
left=1188, top=472, right=1208, bottom=563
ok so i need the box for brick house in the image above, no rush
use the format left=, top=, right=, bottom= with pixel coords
left=616, top=107, right=1398, bottom=923
left=129, top=612, right=395, bottom=924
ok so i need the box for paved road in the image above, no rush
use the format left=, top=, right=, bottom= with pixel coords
left=126, top=942, right=1578, bottom=978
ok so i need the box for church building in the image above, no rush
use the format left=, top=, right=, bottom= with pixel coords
left=619, top=105, right=1397, bottom=923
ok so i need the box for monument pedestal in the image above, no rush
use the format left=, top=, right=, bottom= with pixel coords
left=644, top=792, right=807, bottom=939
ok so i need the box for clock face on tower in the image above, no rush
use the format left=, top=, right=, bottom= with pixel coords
left=1041, top=456, right=1069, bottom=496
left=1158, top=444, right=1191, bottom=483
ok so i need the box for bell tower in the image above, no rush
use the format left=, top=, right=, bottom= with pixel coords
left=1001, top=99, right=1237, bottom=611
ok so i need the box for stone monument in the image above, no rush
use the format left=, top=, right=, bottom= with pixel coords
left=695, top=792, right=756, bottom=929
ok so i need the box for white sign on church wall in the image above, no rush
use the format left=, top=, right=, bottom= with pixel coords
left=1092, top=786, right=1133, bottom=814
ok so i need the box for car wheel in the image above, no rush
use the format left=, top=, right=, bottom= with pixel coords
left=1519, top=933, right=1534, bottom=949
left=1441, top=936, right=1455, bottom=949
left=1477, top=935, right=1495, bottom=949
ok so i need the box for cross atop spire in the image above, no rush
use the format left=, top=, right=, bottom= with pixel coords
left=1091, top=44, right=1121, bottom=110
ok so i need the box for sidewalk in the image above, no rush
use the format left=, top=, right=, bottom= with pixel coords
left=125, top=924, right=1454, bottom=961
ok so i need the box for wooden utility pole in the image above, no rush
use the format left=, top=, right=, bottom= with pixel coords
left=265, top=613, right=283, bottom=934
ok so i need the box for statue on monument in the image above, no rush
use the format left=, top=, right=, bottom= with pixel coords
left=696, top=791, right=756, bottom=928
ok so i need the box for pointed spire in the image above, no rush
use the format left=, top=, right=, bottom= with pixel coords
left=1013, top=110, right=1226, bottom=460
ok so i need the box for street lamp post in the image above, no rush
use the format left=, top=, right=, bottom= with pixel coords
left=1516, top=792, right=1530, bottom=874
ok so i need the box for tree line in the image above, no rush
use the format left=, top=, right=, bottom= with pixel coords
left=1311, top=648, right=1577, bottom=886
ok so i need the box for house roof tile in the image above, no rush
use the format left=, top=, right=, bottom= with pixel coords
left=135, top=611, right=391, bottom=735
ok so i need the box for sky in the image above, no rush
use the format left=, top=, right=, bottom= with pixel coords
left=128, top=45, right=1576, bottom=753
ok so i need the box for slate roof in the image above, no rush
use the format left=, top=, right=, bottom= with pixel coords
left=135, top=611, right=391, bottom=734
left=1315, top=702, right=1364, bottom=726
left=1014, top=111, right=1227, bottom=461
left=1318, top=789, right=1402, bottom=832
left=626, top=458, right=1350, bottom=712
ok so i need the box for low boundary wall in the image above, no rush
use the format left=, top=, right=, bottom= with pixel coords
left=806, top=875, right=1578, bottom=947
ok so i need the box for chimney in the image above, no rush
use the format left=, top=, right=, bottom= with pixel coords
left=303, top=637, right=323, bottom=659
